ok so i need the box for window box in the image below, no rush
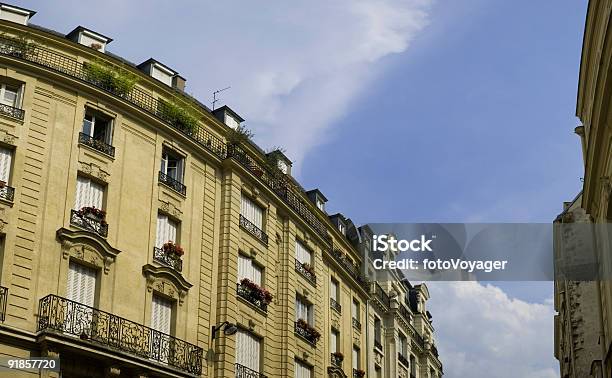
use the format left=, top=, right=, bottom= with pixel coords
left=330, top=352, right=343, bottom=367
left=236, top=278, right=271, bottom=312
left=294, top=319, right=321, bottom=345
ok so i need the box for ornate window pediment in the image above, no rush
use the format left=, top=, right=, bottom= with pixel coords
left=56, top=227, right=120, bottom=274
left=142, top=264, right=192, bottom=305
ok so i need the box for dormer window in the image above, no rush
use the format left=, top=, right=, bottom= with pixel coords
left=306, top=189, right=327, bottom=212
left=0, top=4, right=35, bottom=25
left=338, top=222, right=346, bottom=236
left=151, top=64, right=174, bottom=86
left=66, top=27, right=112, bottom=53
left=225, top=114, right=239, bottom=130
left=316, top=198, right=325, bottom=212
left=212, top=105, right=245, bottom=130
left=137, top=59, right=184, bottom=89
left=277, top=159, right=288, bottom=174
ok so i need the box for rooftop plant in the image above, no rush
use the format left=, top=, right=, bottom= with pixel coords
left=157, top=99, right=200, bottom=134
left=227, top=124, right=254, bottom=147
left=83, top=59, right=139, bottom=97
left=0, top=32, right=38, bottom=58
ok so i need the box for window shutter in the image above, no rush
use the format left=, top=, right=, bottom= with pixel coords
left=90, top=181, right=104, bottom=209
left=295, top=360, right=312, bottom=378
left=75, top=176, right=89, bottom=210
left=0, top=147, right=12, bottom=183
left=156, top=214, right=166, bottom=247
left=296, top=240, right=311, bottom=265
left=252, top=264, right=262, bottom=286
left=67, top=261, right=96, bottom=307
left=236, top=330, right=260, bottom=372
left=241, top=194, right=263, bottom=229
left=167, top=218, right=177, bottom=244
left=151, top=295, right=172, bottom=335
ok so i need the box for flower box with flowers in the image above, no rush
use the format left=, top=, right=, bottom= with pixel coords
left=239, top=278, right=273, bottom=306
left=162, top=241, right=184, bottom=257
left=331, top=352, right=344, bottom=361
left=301, top=262, right=315, bottom=276
left=295, top=318, right=321, bottom=343
left=78, top=206, right=106, bottom=222
left=353, top=369, right=366, bottom=378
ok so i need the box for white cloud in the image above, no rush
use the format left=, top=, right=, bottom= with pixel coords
left=427, top=282, right=558, bottom=378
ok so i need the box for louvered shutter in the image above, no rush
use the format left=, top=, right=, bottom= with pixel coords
left=296, top=240, right=311, bottom=265
left=252, top=264, right=262, bottom=286
left=238, top=255, right=249, bottom=281
left=151, top=295, right=172, bottom=335
left=156, top=214, right=166, bottom=248
left=67, top=261, right=96, bottom=307
left=167, top=218, right=177, bottom=244
left=90, top=181, right=104, bottom=209
left=295, top=360, right=312, bottom=378
left=0, top=147, right=11, bottom=183
left=241, top=194, right=263, bottom=229
left=74, top=176, right=89, bottom=210
left=236, top=330, right=261, bottom=372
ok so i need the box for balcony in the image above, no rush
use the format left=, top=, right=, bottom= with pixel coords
left=330, top=353, right=343, bottom=367
left=294, top=259, right=316, bottom=286
left=374, top=283, right=391, bottom=309
left=78, top=132, right=115, bottom=157
left=398, top=352, right=410, bottom=367
left=352, top=317, right=361, bottom=330
left=0, top=103, right=24, bottom=121
left=0, top=184, right=15, bottom=203
left=0, top=286, right=7, bottom=321
left=37, top=294, right=203, bottom=375
left=239, top=214, right=268, bottom=246
left=235, top=363, right=267, bottom=378
left=236, top=280, right=270, bottom=313
left=330, top=298, right=341, bottom=314
left=153, top=247, right=183, bottom=272
left=70, top=209, right=108, bottom=237
left=294, top=320, right=320, bottom=346
left=158, top=171, right=186, bottom=196
left=399, top=304, right=412, bottom=324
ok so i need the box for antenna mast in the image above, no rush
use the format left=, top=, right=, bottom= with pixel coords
left=212, top=86, right=231, bottom=110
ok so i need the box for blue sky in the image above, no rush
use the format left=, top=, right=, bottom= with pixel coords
left=14, top=0, right=588, bottom=377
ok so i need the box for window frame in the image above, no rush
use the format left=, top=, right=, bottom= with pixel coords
left=160, top=147, right=185, bottom=183
left=82, top=108, right=114, bottom=145
left=0, top=82, right=22, bottom=108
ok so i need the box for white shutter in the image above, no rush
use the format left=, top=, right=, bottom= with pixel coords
left=74, top=176, right=89, bottom=210
left=156, top=214, right=167, bottom=247
left=252, top=264, right=262, bottom=286
left=236, top=330, right=260, bottom=372
left=295, top=360, right=312, bottom=378
left=238, top=255, right=249, bottom=281
left=296, top=240, right=311, bottom=265
left=67, top=261, right=96, bottom=307
left=90, top=181, right=104, bottom=209
left=0, top=147, right=12, bottom=183
left=151, top=295, right=172, bottom=334
left=241, top=194, right=263, bottom=229
left=167, top=218, right=177, bottom=244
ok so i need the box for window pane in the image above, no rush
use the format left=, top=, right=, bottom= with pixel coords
left=2, top=86, right=17, bottom=107
left=82, top=114, right=93, bottom=136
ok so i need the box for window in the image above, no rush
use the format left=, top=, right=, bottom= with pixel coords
left=338, top=222, right=346, bottom=235
left=67, top=261, right=97, bottom=307
left=82, top=109, right=113, bottom=145
left=374, top=317, right=382, bottom=347
left=225, top=114, right=239, bottom=129
left=352, top=346, right=360, bottom=370
left=236, top=330, right=261, bottom=372
left=330, top=278, right=339, bottom=302
left=398, top=332, right=407, bottom=357
left=151, top=294, right=173, bottom=335
left=295, top=295, right=313, bottom=325
left=241, top=194, right=263, bottom=229
left=294, top=359, right=312, bottom=378
left=0, top=146, right=13, bottom=184
left=160, top=148, right=184, bottom=183
left=295, top=239, right=312, bottom=265
left=410, top=355, right=417, bottom=375
left=238, top=254, right=262, bottom=285
left=277, top=159, right=288, bottom=174
left=316, top=198, right=325, bottom=212
left=74, top=176, right=105, bottom=210
left=352, top=299, right=360, bottom=321
left=330, top=328, right=339, bottom=353
left=0, top=83, right=20, bottom=108
left=156, top=213, right=178, bottom=247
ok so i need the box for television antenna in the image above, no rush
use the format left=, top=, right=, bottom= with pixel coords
left=211, top=86, right=231, bottom=110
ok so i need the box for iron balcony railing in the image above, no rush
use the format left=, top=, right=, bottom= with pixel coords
left=0, top=185, right=15, bottom=202
left=239, top=214, right=268, bottom=246
left=236, top=282, right=268, bottom=313
left=153, top=247, right=183, bottom=272
left=294, top=259, right=316, bottom=286
left=78, top=132, right=115, bottom=157
left=330, top=353, right=343, bottom=367
left=158, top=171, right=187, bottom=196
left=294, top=321, right=318, bottom=346
left=399, top=304, right=412, bottom=324
left=235, top=363, right=267, bottom=378
left=374, top=283, right=391, bottom=309
left=374, top=339, right=383, bottom=351
left=37, top=294, right=203, bottom=375
left=0, top=286, right=7, bottom=321
left=0, top=36, right=226, bottom=160
left=70, top=209, right=108, bottom=237
left=330, top=298, right=341, bottom=314
left=0, top=103, right=24, bottom=120
left=352, top=317, right=361, bottom=330
left=398, top=352, right=410, bottom=367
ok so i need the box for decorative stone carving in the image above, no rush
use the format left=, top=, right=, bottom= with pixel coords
left=159, top=200, right=182, bottom=219
left=142, top=264, right=192, bottom=306
left=79, top=162, right=110, bottom=182
left=57, top=228, right=120, bottom=274
left=0, top=129, right=17, bottom=146
left=374, top=350, right=383, bottom=366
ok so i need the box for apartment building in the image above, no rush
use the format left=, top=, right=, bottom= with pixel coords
left=0, top=4, right=442, bottom=377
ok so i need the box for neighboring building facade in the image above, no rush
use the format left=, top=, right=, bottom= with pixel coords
left=0, top=4, right=442, bottom=378
left=554, top=0, right=612, bottom=377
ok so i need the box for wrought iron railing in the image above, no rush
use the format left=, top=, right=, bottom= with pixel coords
left=70, top=209, right=108, bottom=237
left=330, top=353, right=343, bottom=367
left=399, top=304, right=412, bottom=324
left=330, top=298, right=341, bottom=313
left=352, top=317, right=361, bottom=330
left=0, top=36, right=226, bottom=160
left=37, top=294, right=203, bottom=375
left=235, top=363, right=267, bottom=378
left=329, top=248, right=368, bottom=289
left=153, top=247, right=183, bottom=272
left=431, top=344, right=439, bottom=358
left=239, top=214, right=268, bottom=246
left=0, top=185, right=15, bottom=202
left=78, top=132, right=115, bottom=157
left=0, top=103, right=24, bottom=120
left=374, top=339, right=383, bottom=351
left=0, top=286, right=7, bottom=321
left=294, top=321, right=319, bottom=346
left=236, top=282, right=268, bottom=312
left=398, top=352, right=410, bottom=367
left=294, top=259, right=316, bottom=286
left=408, top=322, right=425, bottom=349
left=353, top=369, right=366, bottom=378
left=158, top=171, right=186, bottom=196
left=374, top=283, right=391, bottom=309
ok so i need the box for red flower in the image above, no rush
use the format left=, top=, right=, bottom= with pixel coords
left=162, top=241, right=184, bottom=257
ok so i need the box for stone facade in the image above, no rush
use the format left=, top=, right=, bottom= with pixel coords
left=0, top=4, right=442, bottom=378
